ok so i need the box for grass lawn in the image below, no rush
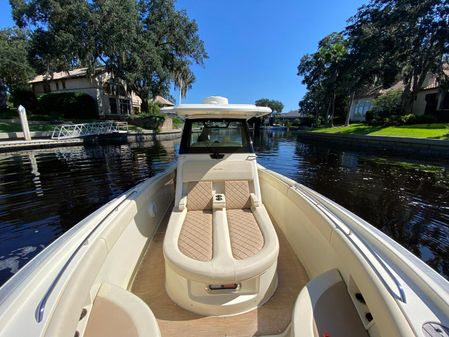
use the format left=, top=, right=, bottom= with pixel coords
left=0, top=121, right=154, bottom=133
left=0, top=121, right=55, bottom=133
left=312, top=123, right=449, bottom=140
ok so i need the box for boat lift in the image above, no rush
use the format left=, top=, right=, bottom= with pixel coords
left=51, top=121, right=128, bottom=140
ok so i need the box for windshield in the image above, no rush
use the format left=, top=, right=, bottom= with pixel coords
left=180, top=118, right=253, bottom=154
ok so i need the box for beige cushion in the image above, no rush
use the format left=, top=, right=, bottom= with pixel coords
left=227, top=209, right=264, bottom=260
left=178, top=210, right=213, bottom=261
left=225, top=180, right=251, bottom=209
left=187, top=181, right=213, bottom=211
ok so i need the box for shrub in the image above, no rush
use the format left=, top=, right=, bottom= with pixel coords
left=432, top=110, right=449, bottom=123
left=372, top=90, right=403, bottom=119
left=400, top=113, right=417, bottom=125
left=365, top=110, right=374, bottom=123
left=415, top=114, right=437, bottom=124
left=127, top=113, right=165, bottom=131
left=302, top=116, right=315, bottom=127
left=10, top=89, right=38, bottom=113
left=172, top=116, right=184, bottom=129
left=37, top=92, right=98, bottom=119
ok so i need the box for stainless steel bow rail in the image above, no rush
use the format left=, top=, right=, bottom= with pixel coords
left=51, top=121, right=128, bottom=140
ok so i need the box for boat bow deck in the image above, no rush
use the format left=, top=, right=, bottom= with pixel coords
left=131, top=214, right=308, bottom=337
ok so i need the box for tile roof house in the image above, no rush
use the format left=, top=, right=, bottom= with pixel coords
left=29, top=67, right=148, bottom=117
left=152, top=95, right=174, bottom=107
left=349, top=67, right=449, bottom=121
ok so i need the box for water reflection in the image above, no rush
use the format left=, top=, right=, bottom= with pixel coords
left=1, top=132, right=448, bottom=285
left=253, top=130, right=449, bottom=279
left=0, top=140, right=179, bottom=285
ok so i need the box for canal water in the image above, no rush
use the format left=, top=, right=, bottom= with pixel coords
left=0, top=131, right=448, bottom=286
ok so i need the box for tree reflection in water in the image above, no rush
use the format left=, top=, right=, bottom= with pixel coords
left=0, top=140, right=179, bottom=286
left=254, top=130, right=449, bottom=280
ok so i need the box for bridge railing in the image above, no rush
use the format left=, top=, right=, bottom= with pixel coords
left=51, top=121, right=128, bottom=140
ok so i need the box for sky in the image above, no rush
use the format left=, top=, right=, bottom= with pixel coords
left=0, top=0, right=367, bottom=111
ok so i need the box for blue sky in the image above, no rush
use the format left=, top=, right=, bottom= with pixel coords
left=0, top=0, right=367, bottom=111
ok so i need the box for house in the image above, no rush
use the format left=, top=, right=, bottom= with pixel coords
left=277, top=110, right=302, bottom=124
left=29, top=67, right=143, bottom=117
left=349, top=67, right=449, bottom=121
left=152, top=95, right=175, bottom=107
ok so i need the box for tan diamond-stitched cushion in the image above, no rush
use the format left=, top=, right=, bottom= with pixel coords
left=178, top=210, right=213, bottom=261
left=225, top=180, right=251, bottom=209
left=227, top=208, right=264, bottom=260
left=187, top=181, right=212, bottom=210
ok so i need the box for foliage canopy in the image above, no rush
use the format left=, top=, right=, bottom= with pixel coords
left=0, top=27, right=35, bottom=109
left=9, top=0, right=207, bottom=110
left=255, top=98, right=284, bottom=114
left=297, top=0, right=449, bottom=125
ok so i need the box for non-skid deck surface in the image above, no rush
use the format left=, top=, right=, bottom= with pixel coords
left=131, top=216, right=309, bottom=337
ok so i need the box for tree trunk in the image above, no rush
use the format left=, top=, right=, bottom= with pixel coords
left=141, top=99, right=149, bottom=113
left=329, top=90, right=337, bottom=127
left=0, top=80, right=7, bottom=111
left=345, top=92, right=355, bottom=126
left=325, top=98, right=332, bottom=126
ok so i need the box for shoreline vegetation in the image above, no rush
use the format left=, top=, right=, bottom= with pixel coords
left=311, top=123, right=449, bottom=140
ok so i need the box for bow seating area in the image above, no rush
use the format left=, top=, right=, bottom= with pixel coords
left=163, top=156, right=279, bottom=316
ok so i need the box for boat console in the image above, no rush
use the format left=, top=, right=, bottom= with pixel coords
left=162, top=97, right=279, bottom=315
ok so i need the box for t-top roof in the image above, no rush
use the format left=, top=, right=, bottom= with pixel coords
left=160, top=96, right=272, bottom=119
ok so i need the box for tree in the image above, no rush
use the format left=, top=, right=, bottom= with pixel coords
left=297, top=32, right=352, bottom=126
left=135, top=0, right=206, bottom=104
left=346, top=0, right=449, bottom=113
left=255, top=98, right=284, bottom=113
left=10, top=0, right=208, bottom=111
left=11, top=0, right=93, bottom=74
left=0, top=27, right=35, bottom=110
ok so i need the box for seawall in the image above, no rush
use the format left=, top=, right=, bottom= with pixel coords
left=297, top=131, right=449, bottom=158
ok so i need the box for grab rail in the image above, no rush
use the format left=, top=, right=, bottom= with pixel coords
left=293, top=185, right=407, bottom=303
left=35, top=190, right=137, bottom=323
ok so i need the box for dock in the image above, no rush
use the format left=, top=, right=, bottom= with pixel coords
left=0, top=138, right=84, bottom=152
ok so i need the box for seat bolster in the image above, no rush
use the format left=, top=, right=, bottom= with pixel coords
left=233, top=205, right=279, bottom=280
left=178, top=196, right=187, bottom=211
left=250, top=193, right=260, bottom=208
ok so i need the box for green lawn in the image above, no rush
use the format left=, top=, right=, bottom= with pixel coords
left=312, top=123, right=449, bottom=140
left=0, top=122, right=55, bottom=133
left=0, top=121, right=155, bottom=133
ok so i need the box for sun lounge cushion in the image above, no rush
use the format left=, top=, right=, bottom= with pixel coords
left=225, top=181, right=264, bottom=259
left=227, top=208, right=264, bottom=260
left=225, top=180, right=251, bottom=209
left=164, top=179, right=278, bottom=283
left=176, top=181, right=214, bottom=261
left=186, top=181, right=213, bottom=210
left=178, top=210, right=213, bottom=261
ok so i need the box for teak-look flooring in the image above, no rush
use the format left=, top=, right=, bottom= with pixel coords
left=131, top=212, right=309, bottom=337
